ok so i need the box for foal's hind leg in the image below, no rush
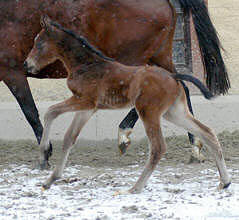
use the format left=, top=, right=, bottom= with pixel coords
left=164, top=95, right=231, bottom=188
left=42, top=110, right=94, bottom=190
left=116, top=110, right=166, bottom=195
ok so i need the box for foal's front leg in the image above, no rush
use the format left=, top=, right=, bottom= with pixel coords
left=39, top=96, right=86, bottom=169
left=42, top=110, right=95, bottom=190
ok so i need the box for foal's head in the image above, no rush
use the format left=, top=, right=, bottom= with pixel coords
left=24, top=16, right=62, bottom=74
left=25, top=15, right=113, bottom=74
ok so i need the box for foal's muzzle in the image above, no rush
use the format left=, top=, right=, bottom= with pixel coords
left=23, top=60, right=39, bottom=74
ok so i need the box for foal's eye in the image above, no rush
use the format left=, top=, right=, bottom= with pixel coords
left=36, top=41, right=43, bottom=50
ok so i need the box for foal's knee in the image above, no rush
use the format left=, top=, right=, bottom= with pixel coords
left=44, top=107, right=60, bottom=123
left=63, top=132, right=78, bottom=151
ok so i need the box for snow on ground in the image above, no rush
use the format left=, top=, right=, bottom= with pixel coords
left=0, top=163, right=239, bottom=220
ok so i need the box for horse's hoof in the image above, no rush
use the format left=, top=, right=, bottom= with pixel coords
left=188, top=146, right=205, bottom=164
left=37, top=160, right=51, bottom=170
left=223, top=182, right=231, bottom=189
left=218, top=182, right=231, bottom=190
left=118, top=141, right=131, bottom=155
left=118, top=128, right=132, bottom=155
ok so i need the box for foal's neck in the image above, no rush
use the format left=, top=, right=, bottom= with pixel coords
left=57, top=36, right=106, bottom=74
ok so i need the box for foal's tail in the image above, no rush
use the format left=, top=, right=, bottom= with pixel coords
left=177, top=0, right=230, bottom=95
left=173, top=74, right=213, bottom=100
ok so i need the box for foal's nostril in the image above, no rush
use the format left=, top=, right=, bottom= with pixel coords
left=23, top=61, right=28, bottom=70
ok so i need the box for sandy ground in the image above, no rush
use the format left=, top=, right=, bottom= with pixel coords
left=1, top=96, right=239, bottom=219
left=1, top=132, right=239, bottom=220
left=0, top=1, right=239, bottom=219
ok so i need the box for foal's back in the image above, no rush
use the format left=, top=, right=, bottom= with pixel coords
left=85, top=62, right=181, bottom=110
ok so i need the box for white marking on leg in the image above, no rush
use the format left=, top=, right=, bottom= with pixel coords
left=118, top=128, right=132, bottom=146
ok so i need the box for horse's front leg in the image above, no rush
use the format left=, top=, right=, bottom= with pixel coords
left=118, top=108, right=138, bottom=154
left=42, top=110, right=95, bottom=190
left=3, top=71, right=53, bottom=167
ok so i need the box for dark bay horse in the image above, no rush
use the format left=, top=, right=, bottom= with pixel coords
left=24, top=17, right=231, bottom=193
left=1, top=0, right=229, bottom=165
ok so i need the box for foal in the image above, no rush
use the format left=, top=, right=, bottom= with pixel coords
left=25, top=17, right=231, bottom=193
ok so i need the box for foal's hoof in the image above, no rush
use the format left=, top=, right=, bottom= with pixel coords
left=113, top=190, right=130, bottom=196
left=41, top=183, right=51, bottom=191
left=114, top=187, right=141, bottom=196
left=218, top=182, right=231, bottom=190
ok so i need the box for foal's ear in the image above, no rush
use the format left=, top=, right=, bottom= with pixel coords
left=40, top=15, right=52, bottom=29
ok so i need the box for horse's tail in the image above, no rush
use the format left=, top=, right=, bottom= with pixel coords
left=173, top=74, right=213, bottom=100
left=177, top=0, right=230, bottom=95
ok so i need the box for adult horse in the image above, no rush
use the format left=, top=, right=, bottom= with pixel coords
left=0, top=0, right=229, bottom=166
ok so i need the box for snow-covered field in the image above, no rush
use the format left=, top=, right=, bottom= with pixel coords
left=1, top=162, right=239, bottom=220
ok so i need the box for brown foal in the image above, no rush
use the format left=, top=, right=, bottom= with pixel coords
left=25, top=17, right=231, bottom=194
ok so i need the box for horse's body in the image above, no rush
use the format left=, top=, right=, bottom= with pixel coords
left=1, top=0, right=229, bottom=164
left=25, top=17, right=231, bottom=193
left=0, top=0, right=175, bottom=156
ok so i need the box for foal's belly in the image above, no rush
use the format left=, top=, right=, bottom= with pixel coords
left=97, top=89, right=132, bottom=109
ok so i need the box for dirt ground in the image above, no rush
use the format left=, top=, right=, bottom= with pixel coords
left=1, top=131, right=239, bottom=170
left=1, top=132, right=239, bottom=219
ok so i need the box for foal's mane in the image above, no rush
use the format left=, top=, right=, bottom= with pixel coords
left=50, top=21, right=114, bottom=62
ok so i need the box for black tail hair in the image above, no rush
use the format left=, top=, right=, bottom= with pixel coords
left=178, top=0, right=230, bottom=95
left=173, top=74, right=213, bottom=100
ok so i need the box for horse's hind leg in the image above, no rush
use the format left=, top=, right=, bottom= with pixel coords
left=118, top=108, right=138, bottom=154
left=116, top=109, right=166, bottom=195
left=164, top=95, right=231, bottom=188
left=3, top=71, right=53, bottom=166
left=42, top=110, right=94, bottom=190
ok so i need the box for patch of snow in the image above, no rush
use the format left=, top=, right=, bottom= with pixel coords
left=0, top=164, right=238, bottom=220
